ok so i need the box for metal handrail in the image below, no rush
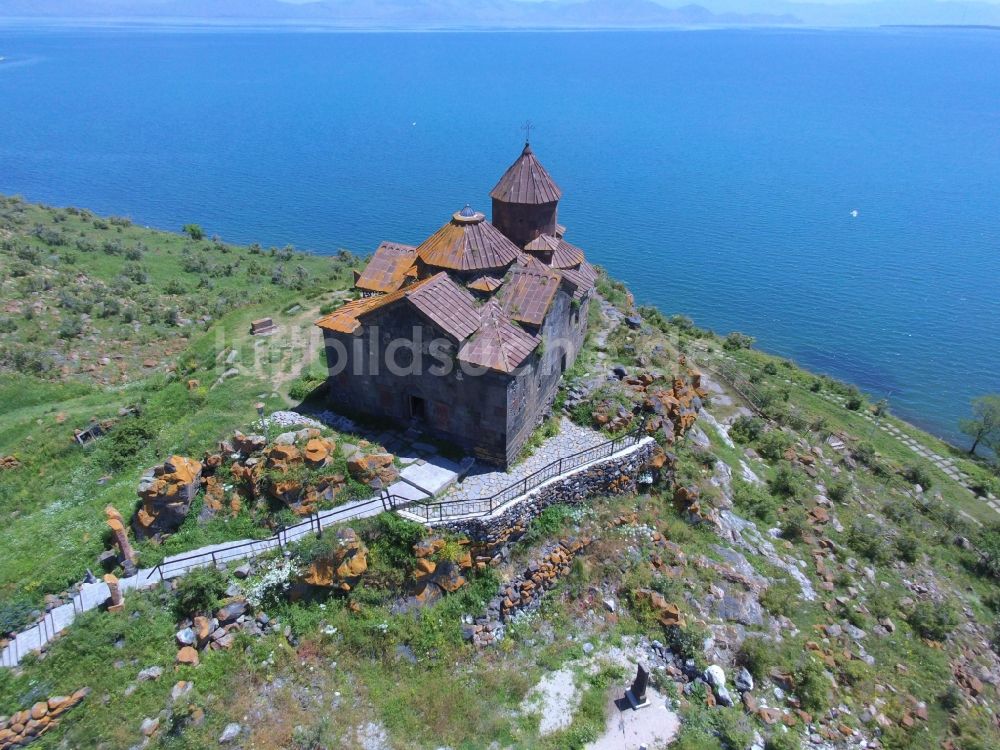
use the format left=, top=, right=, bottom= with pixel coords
left=399, top=425, right=648, bottom=522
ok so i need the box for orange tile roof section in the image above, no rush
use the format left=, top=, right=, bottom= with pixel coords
left=416, top=210, right=522, bottom=273
left=466, top=274, right=504, bottom=293
left=489, top=143, right=563, bottom=205
left=498, top=263, right=561, bottom=327
left=315, top=274, right=438, bottom=334
left=458, top=300, right=539, bottom=374
left=354, top=241, right=417, bottom=294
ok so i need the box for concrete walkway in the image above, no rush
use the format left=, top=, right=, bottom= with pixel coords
left=0, top=488, right=398, bottom=669
left=441, top=417, right=606, bottom=503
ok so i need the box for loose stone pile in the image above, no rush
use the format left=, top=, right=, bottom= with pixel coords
left=466, top=536, right=591, bottom=648
left=174, top=596, right=274, bottom=666
left=0, top=688, right=90, bottom=749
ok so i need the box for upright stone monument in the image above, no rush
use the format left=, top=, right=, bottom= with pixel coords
left=626, top=662, right=651, bottom=709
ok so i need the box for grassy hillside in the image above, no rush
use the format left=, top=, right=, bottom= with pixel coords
left=0, top=200, right=998, bottom=750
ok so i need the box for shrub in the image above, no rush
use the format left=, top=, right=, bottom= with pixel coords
left=765, top=732, right=802, bottom=750
left=907, top=600, right=959, bottom=641
left=664, top=623, right=708, bottom=669
left=732, top=478, right=778, bottom=524
left=769, top=463, right=809, bottom=500
left=0, top=595, right=38, bottom=635
left=894, top=530, right=921, bottom=563
left=761, top=580, right=799, bottom=617
left=794, top=658, right=831, bottom=713
left=723, top=332, right=755, bottom=351
left=729, top=415, right=764, bottom=445
left=780, top=507, right=809, bottom=541
left=174, top=566, right=227, bottom=617
left=757, top=431, right=795, bottom=461
left=902, top=463, right=934, bottom=489
left=736, top=636, right=774, bottom=681
left=93, top=416, right=158, bottom=472
left=827, top=480, right=851, bottom=504
left=288, top=375, right=324, bottom=401
left=847, top=518, right=892, bottom=563
left=183, top=223, right=204, bottom=240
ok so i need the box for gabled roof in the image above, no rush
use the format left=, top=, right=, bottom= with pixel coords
left=317, top=272, right=479, bottom=342
left=467, top=273, right=504, bottom=293
left=498, top=262, right=561, bottom=327
left=558, top=261, right=597, bottom=300
left=524, top=234, right=585, bottom=269
left=490, top=143, right=563, bottom=205
left=458, top=300, right=539, bottom=374
left=416, top=208, right=522, bottom=273
left=354, top=241, right=417, bottom=294
left=404, top=272, right=481, bottom=341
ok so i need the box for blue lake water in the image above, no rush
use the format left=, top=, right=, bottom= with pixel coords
left=1, top=26, right=998, bottom=445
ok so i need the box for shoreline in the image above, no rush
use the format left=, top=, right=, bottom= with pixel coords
left=0, top=190, right=976, bottom=457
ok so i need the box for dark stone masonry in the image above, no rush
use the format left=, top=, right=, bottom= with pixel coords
left=317, top=143, right=597, bottom=467
left=431, top=439, right=657, bottom=551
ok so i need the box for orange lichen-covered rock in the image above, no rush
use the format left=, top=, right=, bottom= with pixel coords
left=176, top=646, right=200, bottom=667
left=304, top=527, right=369, bottom=592
left=303, top=438, right=335, bottom=467
left=0, top=455, right=21, bottom=471
left=133, top=456, right=203, bottom=540
left=266, top=444, right=301, bottom=470
left=347, top=452, right=398, bottom=487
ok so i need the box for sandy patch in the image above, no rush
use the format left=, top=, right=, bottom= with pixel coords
left=585, top=687, right=680, bottom=750
left=522, top=667, right=581, bottom=735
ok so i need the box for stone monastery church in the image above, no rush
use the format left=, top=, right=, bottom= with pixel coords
left=317, top=142, right=597, bottom=467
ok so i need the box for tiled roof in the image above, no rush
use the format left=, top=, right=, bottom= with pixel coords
left=467, top=273, right=504, bottom=293
left=458, top=300, right=539, bottom=374
left=416, top=210, right=522, bottom=273
left=315, top=275, right=440, bottom=334
left=404, top=272, right=481, bottom=341
left=559, top=261, right=598, bottom=300
left=524, top=234, right=585, bottom=269
left=490, top=143, right=563, bottom=205
left=354, top=241, right=417, bottom=294
left=499, top=263, right=561, bottom=327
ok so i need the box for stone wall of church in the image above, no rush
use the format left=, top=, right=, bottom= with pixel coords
left=504, top=291, right=590, bottom=464
left=491, top=199, right=558, bottom=248
left=322, top=306, right=510, bottom=464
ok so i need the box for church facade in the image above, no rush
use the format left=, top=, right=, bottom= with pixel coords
left=316, top=143, right=596, bottom=467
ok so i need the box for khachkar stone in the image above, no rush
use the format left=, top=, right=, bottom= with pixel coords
left=104, top=573, right=124, bottom=613
left=626, top=662, right=650, bottom=709
left=104, top=504, right=138, bottom=577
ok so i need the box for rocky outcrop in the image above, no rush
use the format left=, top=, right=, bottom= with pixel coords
left=0, top=688, right=90, bottom=750
left=133, top=456, right=203, bottom=540
left=410, top=536, right=473, bottom=602
left=303, top=528, right=368, bottom=591
left=346, top=452, right=399, bottom=490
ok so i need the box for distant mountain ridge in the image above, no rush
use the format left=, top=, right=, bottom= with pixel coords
left=0, top=0, right=801, bottom=27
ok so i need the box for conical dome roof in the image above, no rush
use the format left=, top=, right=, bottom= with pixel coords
left=490, top=142, right=563, bottom=205
left=416, top=206, right=523, bottom=273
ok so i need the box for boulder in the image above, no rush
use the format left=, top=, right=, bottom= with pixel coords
left=304, top=528, right=369, bottom=592
left=303, top=438, right=335, bottom=467
left=176, top=646, right=200, bottom=667
left=215, top=600, right=248, bottom=625
left=347, top=452, right=398, bottom=486
left=133, top=456, right=203, bottom=540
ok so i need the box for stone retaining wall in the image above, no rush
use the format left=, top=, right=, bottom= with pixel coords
left=431, top=439, right=657, bottom=555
